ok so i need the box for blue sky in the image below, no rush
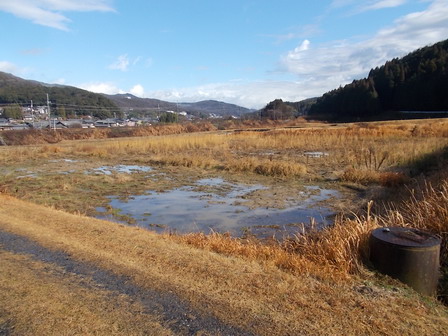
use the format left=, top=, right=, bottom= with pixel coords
left=1, top=0, right=447, bottom=108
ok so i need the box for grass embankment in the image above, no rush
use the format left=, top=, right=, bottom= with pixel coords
left=1, top=194, right=448, bottom=335
left=0, top=250, right=171, bottom=336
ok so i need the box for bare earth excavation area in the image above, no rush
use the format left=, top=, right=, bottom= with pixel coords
left=1, top=119, right=448, bottom=335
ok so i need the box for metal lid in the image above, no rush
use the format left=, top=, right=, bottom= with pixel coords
left=371, top=227, right=441, bottom=248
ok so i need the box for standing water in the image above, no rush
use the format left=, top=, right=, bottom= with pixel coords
left=96, top=178, right=339, bottom=238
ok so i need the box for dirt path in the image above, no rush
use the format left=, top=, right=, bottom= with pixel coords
left=0, top=229, right=253, bottom=336
left=2, top=195, right=448, bottom=335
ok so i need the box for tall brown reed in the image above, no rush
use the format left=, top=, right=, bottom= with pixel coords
left=381, top=180, right=448, bottom=261
left=176, top=177, right=448, bottom=280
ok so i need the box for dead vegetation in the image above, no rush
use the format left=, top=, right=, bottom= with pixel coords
left=0, top=251, right=171, bottom=336
left=0, top=121, right=217, bottom=146
left=2, top=119, right=446, bottom=181
left=1, top=194, right=448, bottom=335
left=175, top=175, right=448, bottom=278
left=1, top=119, right=448, bottom=334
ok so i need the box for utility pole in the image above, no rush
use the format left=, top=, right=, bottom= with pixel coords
left=31, top=100, right=34, bottom=127
left=47, top=93, right=55, bottom=130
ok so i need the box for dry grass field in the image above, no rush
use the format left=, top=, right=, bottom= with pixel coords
left=1, top=118, right=448, bottom=334
left=0, top=250, right=172, bottom=336
left=1, top=194, right=448, bottom=335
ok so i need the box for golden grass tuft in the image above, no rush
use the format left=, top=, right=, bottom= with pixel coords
left=381, top=179, right=448, bottom=261
left=1, top=194, right=448, bottom=335
left=288, top=177, right=448, bottom=276
left=254, top=159, right=307, bottom=177
left=175, top=204, right=380, bottom=279
left=227, top=157, right=307, bottom=177
left=341, top=168, right=408, bottom=186
left=39, top=145, right=63, bottom=154
left=284, top=211, right=378, bottom=275
left=74, top=144, right=110, bottom=158
left=76, top=144, right=98, bottom=153
left=150, top=154, right=219, bottom=169
left=341, top=168, right=383, bottom=185
left=174, top=231, right=346, bottom=280
left=177, top=175, right=448, bottom=279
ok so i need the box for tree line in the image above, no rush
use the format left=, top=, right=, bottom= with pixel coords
left=0, top=72, right=120, bottom=119
left=246, top=98, right=316, bottom=121
left=308, top=39, right=448, bottom=121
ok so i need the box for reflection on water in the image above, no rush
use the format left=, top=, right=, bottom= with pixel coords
left=303, top=151, right=329, bottom=158
left=97, top=178, right=339, bottom=238
left=92, top=165, right=153, bottom=175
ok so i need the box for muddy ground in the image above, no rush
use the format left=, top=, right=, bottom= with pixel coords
left=0, top=154, right=372, bottom=239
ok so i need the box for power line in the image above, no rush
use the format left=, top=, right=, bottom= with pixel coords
left=0, top=102, right=166, bottom=111
left=0, top=101, right=172, bottom=118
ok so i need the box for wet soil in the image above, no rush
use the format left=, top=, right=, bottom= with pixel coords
left=0, top=155, right=364, bottom=238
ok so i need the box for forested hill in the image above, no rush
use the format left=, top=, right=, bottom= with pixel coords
left=309, top=39, right=448, bottom=121
left=0, top=72, right=119, bottom=119
left=105, top=94, right=254, bottom=117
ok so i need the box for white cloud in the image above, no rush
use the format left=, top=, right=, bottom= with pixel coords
left=145, top=1, right=448, bottom=109
left=360, top=0, right=408, bottom=12
left=281, top=0, right=448, bottom=95
left=109, top=55, right=153, bottom=72
left=331, top=0, right=407, bottom=11
left=80, top=82, right=123, bottom=95
left=295, top=39, right=310, bottom=52
left=130, top=84, right=145, bottom=97
left=80, top=82, right=147, bottom=98
left=146, top=81, right=314, bottom=109
left=0, top=0, right=114, bottom=30
left=8, top=1, right=443, bottom=111
left=109, top=54, right=130, bottom=72
left=0, top=61, right=23, bottom=74
left=39, top=0, right=113, bottom=11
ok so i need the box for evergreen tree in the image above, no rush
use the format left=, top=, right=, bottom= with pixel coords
left=309, top=39, right=448, bottom=120
left=2, top=104, right=23, bottom=119
left=159, top=112, right=178, bottom=123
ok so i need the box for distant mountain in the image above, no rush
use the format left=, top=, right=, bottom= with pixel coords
left=247, top=97, right=318, bottom=120
left=105, top=94, right=254, bottom=117
left=0, top=72, right=42, bottom=88
left=0, top=71, right=253, bottom=120
left=178, top=100, right=254, bottom=116
left=286, top=98, right=318, bottom=115
left=105, top=94, right=177, bottom=112
left=0, top=72, right=119, bottom=119
left=308, top=39, right=448, bottom=121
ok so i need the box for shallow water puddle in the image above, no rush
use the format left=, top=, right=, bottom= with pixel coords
left=97, top=177, right=339, bottom=238
left=49, top=159, right=79, bottom=163
left=303, top=151, right=329, bottom=158
left=92, top=165, right=153, bottom=175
